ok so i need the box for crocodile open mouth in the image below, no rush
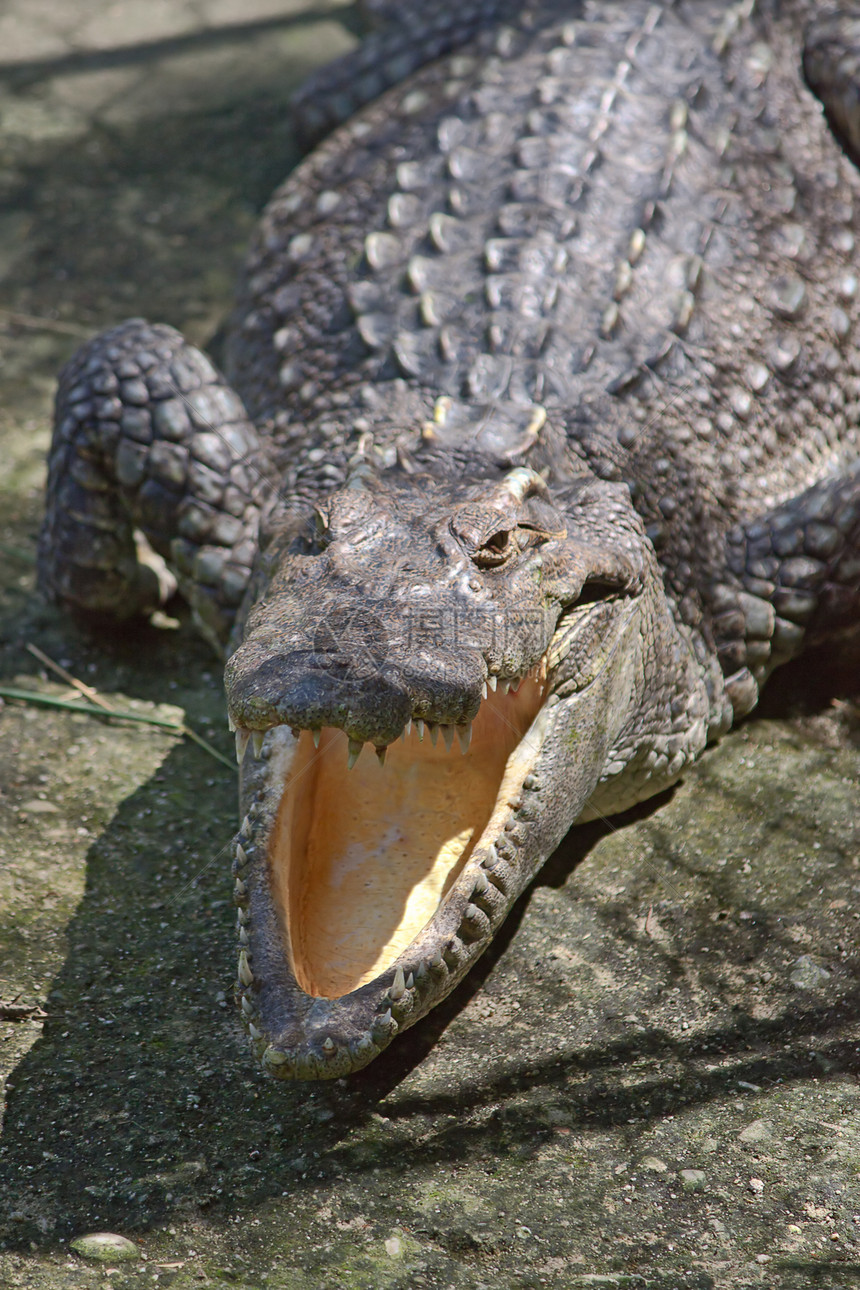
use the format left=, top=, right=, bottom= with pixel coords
left=229, top=588, right=640, bottom=1075
left=268, top=676, right=546, bottom=1000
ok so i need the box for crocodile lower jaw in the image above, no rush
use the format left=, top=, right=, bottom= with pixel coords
left=232, top=677, right=552, bottom=1079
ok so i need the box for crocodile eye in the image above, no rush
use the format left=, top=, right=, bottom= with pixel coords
left=472, top=529, right=517, bottom=569
left=485, top=530, right=510, bottom=553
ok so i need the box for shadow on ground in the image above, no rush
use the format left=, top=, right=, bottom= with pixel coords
left=1, top=633, right=859, bottom=1257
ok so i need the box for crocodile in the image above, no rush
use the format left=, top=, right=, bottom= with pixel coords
left=39, top=0, right=860, bottom=1079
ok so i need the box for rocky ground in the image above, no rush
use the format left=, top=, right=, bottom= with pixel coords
left=0, top=3, right=859, bottom=1287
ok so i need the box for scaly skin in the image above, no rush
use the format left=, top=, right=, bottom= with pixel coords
left=40, top=0, right=860, bottom=1078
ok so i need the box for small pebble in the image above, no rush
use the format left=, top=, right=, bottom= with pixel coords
left=790, top=955, right=831, bottom=990
left=680, top=1168, right=707, bottom=1191
left=70, top=1233, right=139, bottom=1262
left=738, top=1119, right=771, bottom=1143
left=641, top=1156, right=667, bottom=1173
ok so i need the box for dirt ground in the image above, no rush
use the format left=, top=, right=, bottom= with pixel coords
left=1, top=4, right=859, bottom=1287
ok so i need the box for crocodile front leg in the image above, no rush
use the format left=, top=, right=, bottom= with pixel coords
left=39, top=319, right=270, bottom=654
left=709, top=461, right=860, bottom=718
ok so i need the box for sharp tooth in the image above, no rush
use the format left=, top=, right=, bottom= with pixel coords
left=352, top=1033, right=375, bottom=1059
left=511, top=676, right=522, bottom=694
left=375, top=745, right=387, bottom=766
left=416, top=719, right=425, bottom=740
left=312, top=729, right=321, bottom=748
left=481, top=681, right=488, bottom=700
left=241, top=815, right=251, bottom=837
left=442, top=725, right=455, bottom=752
left=487, top=674, right=498, bottom=692
left=322, top=1037, right=336, bottom=1055
left=428, top=723, right=438, bottom=746
left=390, top=966, right=406, bottom=1000
left=235, top=729, right=250, bottom=765
left=252, top=730, right=265, bottom=758
left=456, top=723, right=472, bottom=753
left=347, top=738, right=363, bottom=769
left=473, top=870, right=490, bottom=896
left=405, top=717, right=412, bottom=737
left=405, top=971, right=414, bottom=990
left=237, top=950, right=254, bottom=987
left=500, top=679, right=510, bottom=694
left=227, top=713, right=236, bottom=732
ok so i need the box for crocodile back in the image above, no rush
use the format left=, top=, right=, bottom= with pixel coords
left=228, top=0, right=860, bottom=605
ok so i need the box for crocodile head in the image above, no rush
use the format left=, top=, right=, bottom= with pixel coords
left=224, top=458, right=680, bottom=1078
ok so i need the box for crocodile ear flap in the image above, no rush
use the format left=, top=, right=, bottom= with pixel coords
left=495, top=469, right=564, bottom=537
